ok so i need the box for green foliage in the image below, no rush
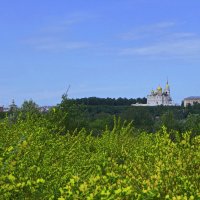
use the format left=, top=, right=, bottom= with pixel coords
left=0, top=117, right=199, bottom=199
left=68, top=97, right=147, bottom=106
left=184, top=114, right=200, bottom=136
left=159, top=111, right=179, bottom=132
left=0, top=112, right=6, bottom=121
left=54, top=95, right=89, bottom=132
left=19, top=99, right=41, bottom=121
left=2, top=97, right=200, bottom=134
left=20, top=99, right=40, bottom=115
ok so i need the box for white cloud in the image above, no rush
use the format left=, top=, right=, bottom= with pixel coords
left=23, top=37, right=92, bottom=51
left=120, top=37, right=200, bottom=58
left=49, top=19, right=79, bottom=32
left=22, top=12, right=95, bottom=52
left=41, top=12, right=92, bottom=33
left=167, top=32, right=196, bottom=39
left=120, top=22, right=176, bottom=40
left=119, top=21, right=200, bottom=59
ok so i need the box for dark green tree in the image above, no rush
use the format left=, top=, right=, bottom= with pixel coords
left=53, top=93, right=89, bottom=133
left=160, top=111, right=177, bottom=131
left=184, top=114, right=200, bottom=136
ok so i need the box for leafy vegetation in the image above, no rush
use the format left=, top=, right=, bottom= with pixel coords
left=0, top=113, right=199, bottom=199
left=0, top=97, right=200, bottom=199
left=54, top=97, right=200, bottom=134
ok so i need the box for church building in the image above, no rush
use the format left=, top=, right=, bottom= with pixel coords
left=147, top=81, right=173, bottom=106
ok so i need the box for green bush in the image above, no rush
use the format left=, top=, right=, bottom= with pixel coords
left=0, top=117, right=199, bottom=199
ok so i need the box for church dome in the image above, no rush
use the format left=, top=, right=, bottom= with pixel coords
left=157, top=86, right=162, bottom=91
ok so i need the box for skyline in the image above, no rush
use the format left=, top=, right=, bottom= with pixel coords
left=1, top=1, right=200, bottom=106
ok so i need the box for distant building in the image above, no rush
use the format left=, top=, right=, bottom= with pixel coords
left=39, top=106, right=54, bottom=113
left=3, top=107, right=9, bottom=112
left=132, top=81, right=175, bottom=107
left=147, top=81, right=173, bottom=106
left=9, top=99, right=18, bottom=111
left=184, top=96, right=200, bottom=107
left=0, top=106, right=3, bottom=112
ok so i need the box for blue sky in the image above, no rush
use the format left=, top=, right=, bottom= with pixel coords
left=1, top=0, right=200, bottom=106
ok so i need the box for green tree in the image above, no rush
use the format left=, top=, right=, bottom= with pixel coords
left=20, top=99, right=41, bottom=120
left=184, top=114, right=200, bottom=136
left=55, top=94, right=88, bottom=132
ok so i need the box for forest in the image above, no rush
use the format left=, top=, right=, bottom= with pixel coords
left=3, top=95, right=197, bottom=136
left=0, top=95, right=200, bottom=199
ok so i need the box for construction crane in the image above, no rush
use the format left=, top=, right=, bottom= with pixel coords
left=62, top=85, right=71, bottom=99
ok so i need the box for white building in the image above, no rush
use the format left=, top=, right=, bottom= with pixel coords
left=147, top=81, right=173, bottom=106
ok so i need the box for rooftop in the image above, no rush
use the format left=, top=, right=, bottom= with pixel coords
left=184, top=96, right=200, bottom=100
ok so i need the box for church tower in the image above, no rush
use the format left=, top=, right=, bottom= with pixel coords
left=164, top=80, right=170, bottom=95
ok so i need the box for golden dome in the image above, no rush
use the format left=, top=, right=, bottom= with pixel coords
left=157, top=86, right=162, bottom=91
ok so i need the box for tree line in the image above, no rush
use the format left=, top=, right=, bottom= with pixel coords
left=3, top=96, right=200, bottom=138
left=67, top=97, right=147, bottom=106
